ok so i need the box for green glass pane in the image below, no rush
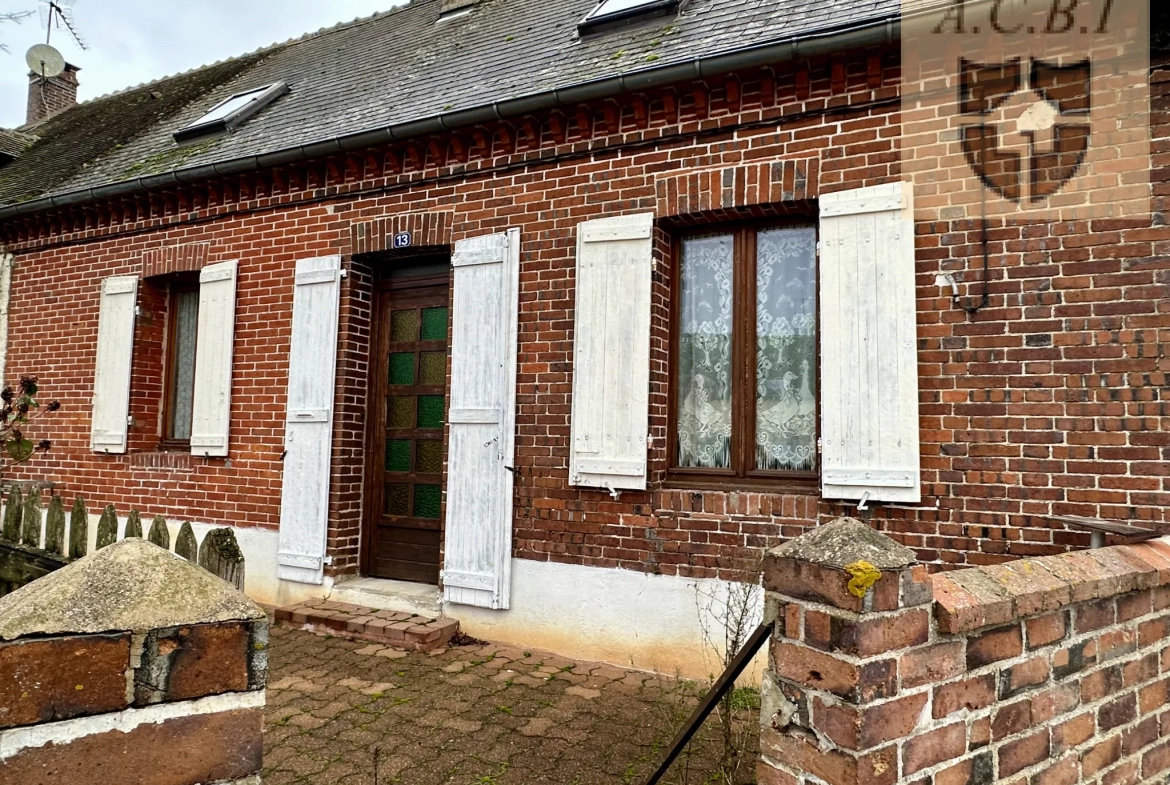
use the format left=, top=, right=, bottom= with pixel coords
left=414, top=484, right=441, bottom=519
left=385, top=483, right=410, bottom=516
left=420, top=307, right=448, bottom=341
left=388, top=396, right=414, bottom=429
left=419, top=351, right=446, bottom=386
left=385, top=439, right=412, bottom=473
left=417, top=440, right=443, bottom=474
left=388, top=353, right=415, bottom=385
left=417, top=395, right=444, bottom=428
left=391, top=310, right=418, bottom=342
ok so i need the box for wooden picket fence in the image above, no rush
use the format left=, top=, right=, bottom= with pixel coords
left=0, top=485, right=245, bottom=597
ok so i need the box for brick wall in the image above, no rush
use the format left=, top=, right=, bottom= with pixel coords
left=759, top=518, right=1170, bottom=785
left=0, top=45, right=1166, bottom=581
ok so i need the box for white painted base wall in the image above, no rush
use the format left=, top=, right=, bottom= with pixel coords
left=450, top=559, right=765, bottom=681
left=55, top=514, right=761, bottom=679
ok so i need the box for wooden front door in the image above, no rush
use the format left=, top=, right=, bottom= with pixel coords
left=364, top=272, right=449, bottom=583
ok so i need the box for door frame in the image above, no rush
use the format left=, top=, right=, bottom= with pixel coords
left=360, top=266, right=453, bottom=581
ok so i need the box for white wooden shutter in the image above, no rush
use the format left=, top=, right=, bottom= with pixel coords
left=569, top=213, right=654, bottom=492
left=443, top=229, right=520, bottom=609
left=277, top=255, right=342, bottom=584
left=90, top=275, right=138, bottom=454
left=819, top=183, right=921, bottom=504
left=190, top=260, right=238, bottom=457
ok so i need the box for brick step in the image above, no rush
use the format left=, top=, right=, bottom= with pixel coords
left=274, top=600, right=458, bottom=652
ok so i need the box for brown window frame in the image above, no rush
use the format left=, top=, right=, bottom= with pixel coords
left=666, top=218, right=820, bottom=491
left=159, top=276, right=200, bottom=451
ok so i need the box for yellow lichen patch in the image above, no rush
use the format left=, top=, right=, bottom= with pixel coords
left=844, top=561, right=882, bottom=598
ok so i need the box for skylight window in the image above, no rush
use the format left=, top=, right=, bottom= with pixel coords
left=173, top=82, right=289, bottom=143
left=579, top=0, right=680, bottom=33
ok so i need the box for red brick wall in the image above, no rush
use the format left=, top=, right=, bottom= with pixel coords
left=0, top=46, right=1166, bottom=580
left=760, top=531, right=1170, bottom=785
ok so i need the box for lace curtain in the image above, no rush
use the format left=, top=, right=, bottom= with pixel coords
left=169, top=290, right=200, bottom=440
left=755, top=227, right=817, bottom=471
left=676, top=234, right=733, bottom=469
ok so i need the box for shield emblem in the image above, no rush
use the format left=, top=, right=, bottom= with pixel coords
left=959, top=57, right=1091, bottom=204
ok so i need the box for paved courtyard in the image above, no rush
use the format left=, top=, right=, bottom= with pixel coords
left=263, top=626, right=759, bottom=785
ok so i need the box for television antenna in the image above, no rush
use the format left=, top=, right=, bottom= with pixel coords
left=38, top=0, right=88, bottom=51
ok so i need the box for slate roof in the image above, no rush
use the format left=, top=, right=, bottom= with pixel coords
left=0, top=53, right=270, bottom=207
left=0, top=0, right=901, bottom=211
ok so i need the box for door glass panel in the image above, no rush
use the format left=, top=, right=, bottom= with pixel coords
left=420, top=307, right=448, bottom=341
left=416, top=440, right=443, bottom=473
left=386, top=439, right=412, bottom=472
left=388, top=396, right=414, bottom=429
left=676, top=233, right=733, bottom=469
left=417, top=395, right=445, bottom=428
left=385, top=483, right=410, bottom=515
left=414, top=484, right=441, bottom=519
left=419, top=351, right=446, bottom=386
left=388, top=352, right=415, bottom=385
left=391, top=310, right=418, bottom=342
left=755, top=227, right=817, bottom=472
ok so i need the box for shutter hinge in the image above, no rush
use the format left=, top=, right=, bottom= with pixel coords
left=816, top=437, right=823, bottom=453
left=339, top=269, right=348, bottom=278
left=127, top=415, right=134, bottom=427
left=323, top=555, right=334, bottom=566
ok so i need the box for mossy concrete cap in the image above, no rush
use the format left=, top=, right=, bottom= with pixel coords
left=769, top=517, right=917, bottom=570
left=0, top=538, right=265, bottom=641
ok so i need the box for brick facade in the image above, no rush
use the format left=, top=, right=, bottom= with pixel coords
left=0, top=44, right=1166, bottom=582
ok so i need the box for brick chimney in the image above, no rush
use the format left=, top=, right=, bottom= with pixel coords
left=25, top=63, right=80, bottom=126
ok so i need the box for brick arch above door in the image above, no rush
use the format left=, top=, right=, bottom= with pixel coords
left=351, top=211, right=454, bottom=256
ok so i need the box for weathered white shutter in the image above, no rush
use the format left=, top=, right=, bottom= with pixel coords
left=90, top=275, right=139, bottom=454
left=819, top=183, right=920, bottom=504
left=443, top=229, right=520, bottom=609
left=277, top=255, right=342, bottom=584
left=569, top=213, right=654, bottom=492
left=190, top=260, right=238, bottom=457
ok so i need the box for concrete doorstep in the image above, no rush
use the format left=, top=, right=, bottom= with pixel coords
left=274, top=600, right=459, bottom=651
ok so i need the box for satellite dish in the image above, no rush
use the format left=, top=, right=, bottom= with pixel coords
left=26, top=44, right=66, bottom=79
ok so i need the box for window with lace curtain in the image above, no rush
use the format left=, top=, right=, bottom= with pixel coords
left=670, top=222, right=817, bottom=484
left=161, top=277, right=200, bottom=449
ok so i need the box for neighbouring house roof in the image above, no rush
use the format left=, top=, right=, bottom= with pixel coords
left=0, top=130, right=37, bottom=163
left=0, top=0, right=901, bottom=213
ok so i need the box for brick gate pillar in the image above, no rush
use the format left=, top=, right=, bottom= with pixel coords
left=758, top=517, right=935, bottom=785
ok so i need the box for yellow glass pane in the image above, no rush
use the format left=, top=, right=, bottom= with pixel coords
left=391, top=310, right=418, bottom=342
left=419, top=352, right=446, bottom=386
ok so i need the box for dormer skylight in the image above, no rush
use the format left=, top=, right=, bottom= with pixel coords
left=578, top=0, right=681, bottom=33
left=173, top=82, right=289, bottom=144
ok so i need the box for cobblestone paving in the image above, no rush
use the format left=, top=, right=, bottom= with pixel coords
left=263, top=626, right=759, bottom=785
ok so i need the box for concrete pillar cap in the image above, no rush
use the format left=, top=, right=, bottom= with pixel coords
left=769, top=517, right=917, bottom=570
left=0, top=538, right=264, bottom=641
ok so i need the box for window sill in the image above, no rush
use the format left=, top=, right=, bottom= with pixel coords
left=661, top=474, right=819, bottom=495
